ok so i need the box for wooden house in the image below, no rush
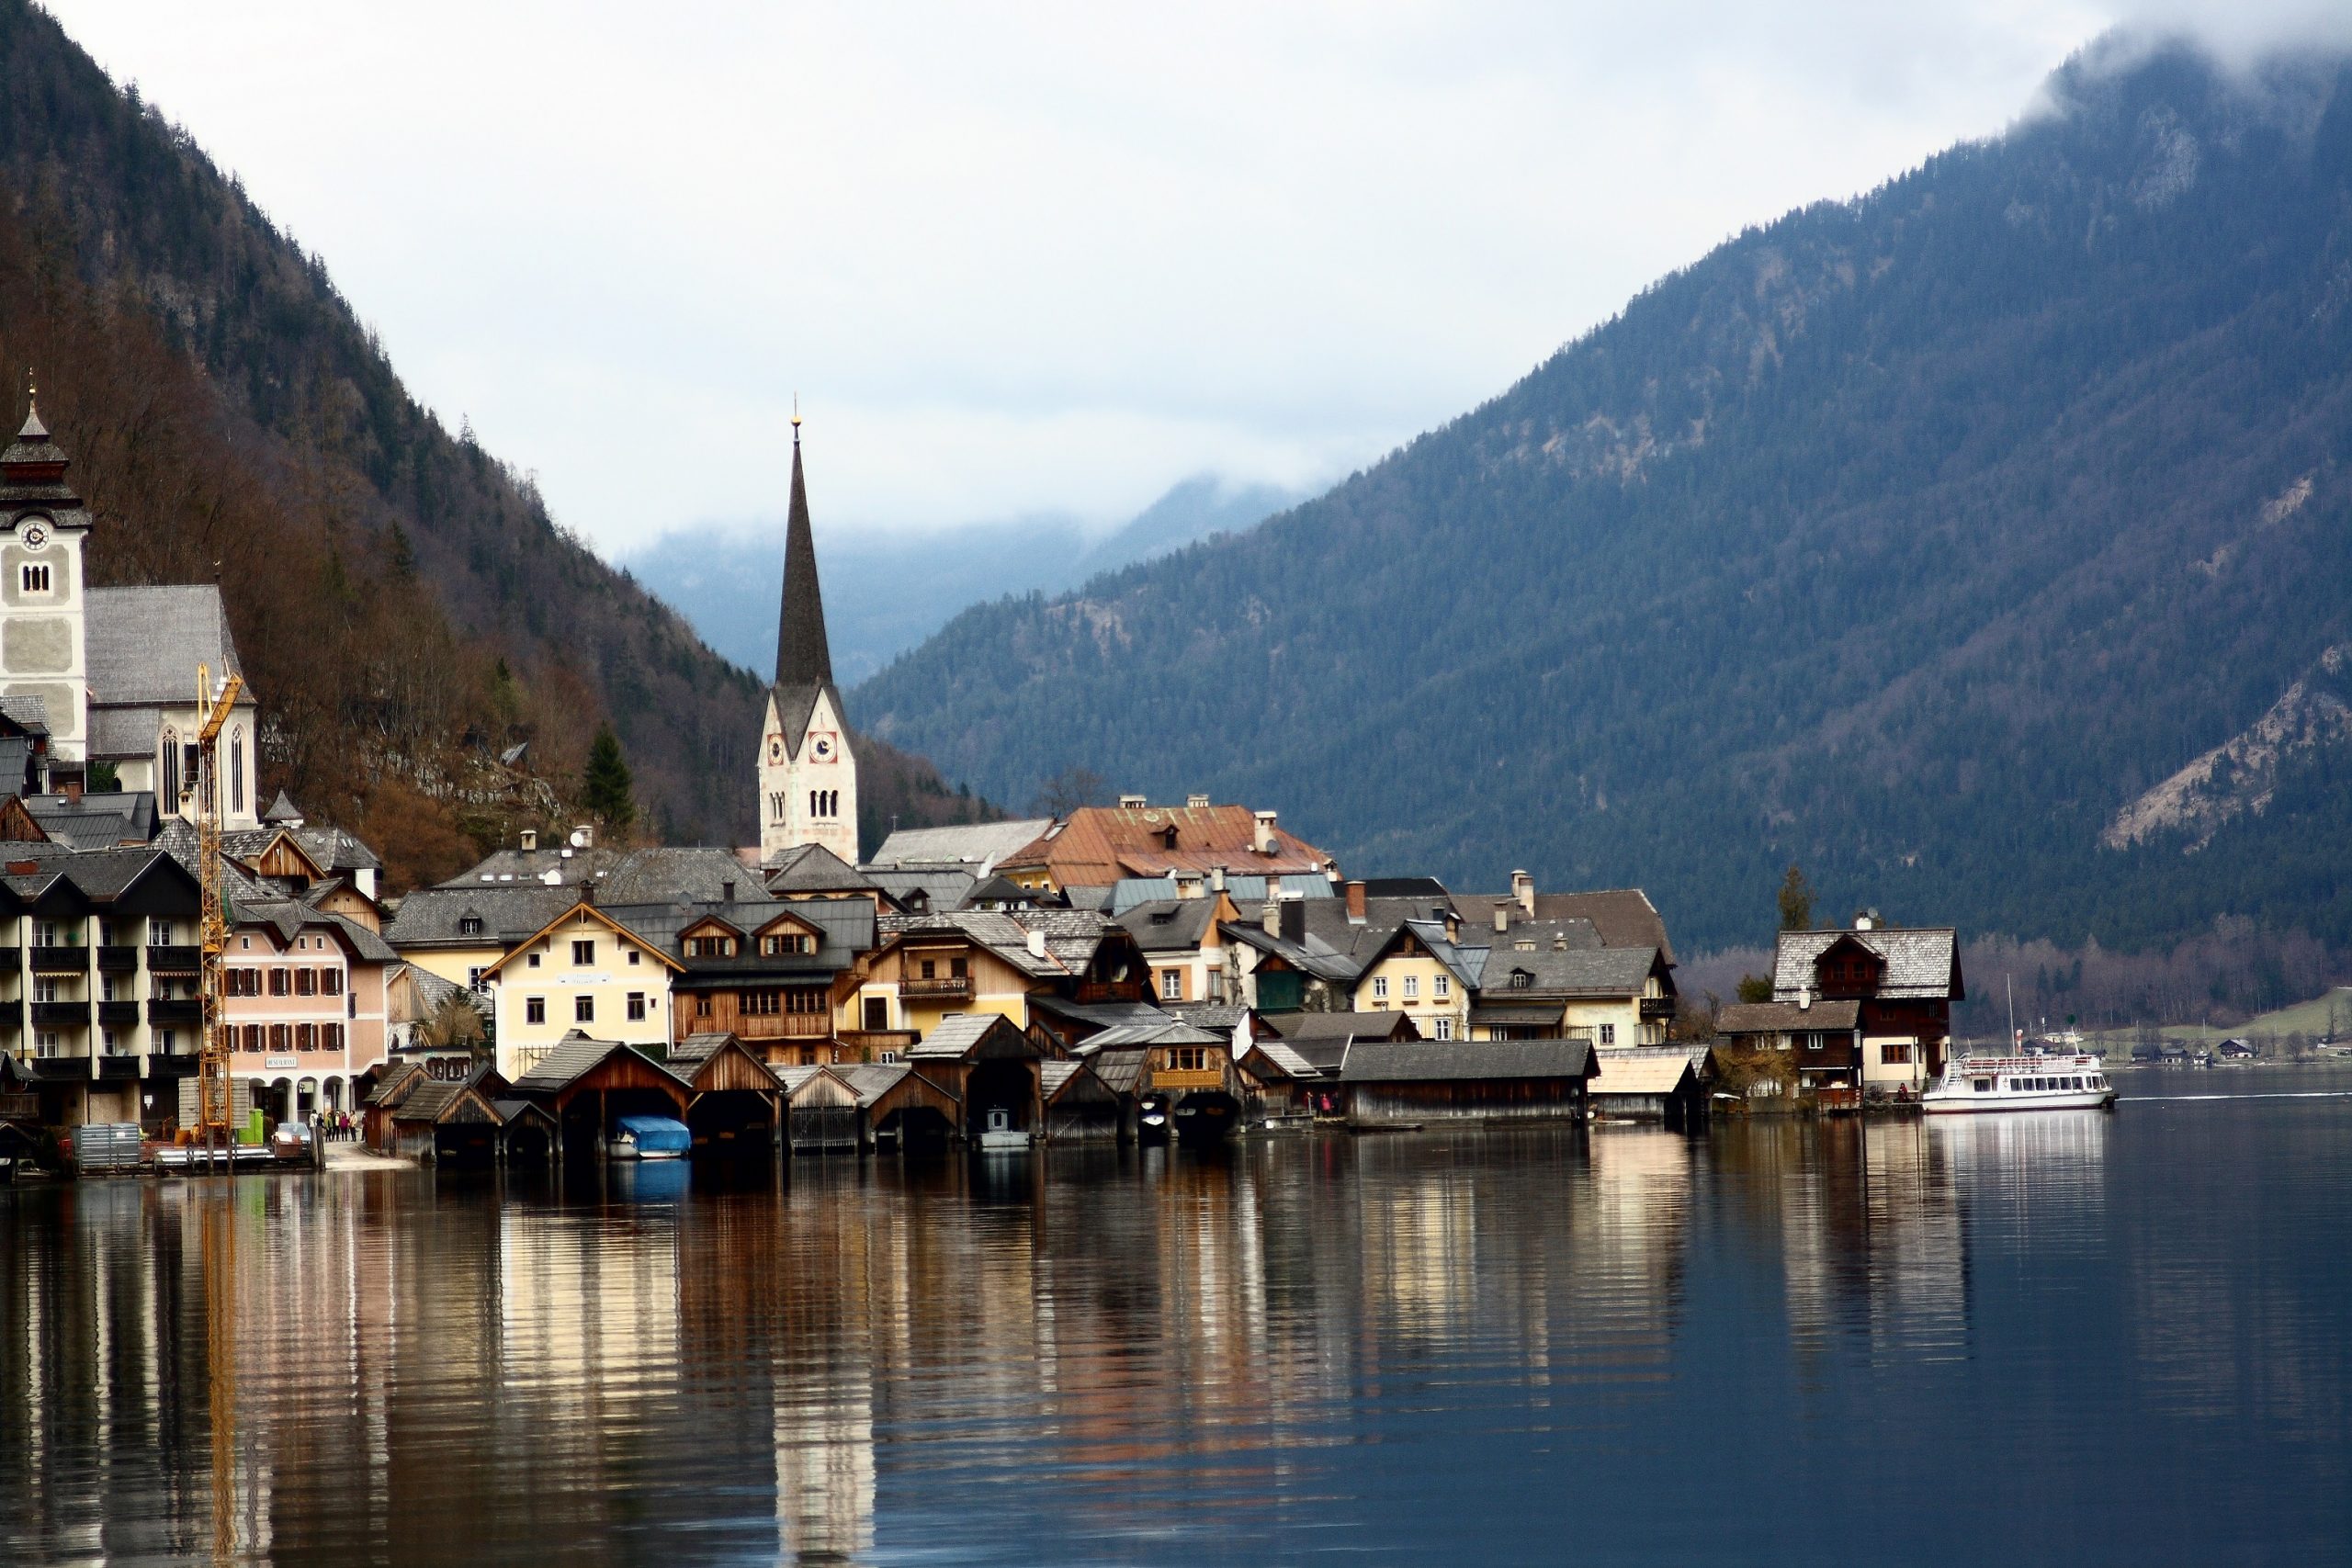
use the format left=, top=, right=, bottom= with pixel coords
left=776, top=1065, right=864, bottom=1153
left=665, top=1031, right=786, bottom=1155
left=907, top=1012, right=1045, bottom=1145
left=1590, top=1046, right=1710, bottom=1128
left=1772, top=917, right=1963, bottom=1098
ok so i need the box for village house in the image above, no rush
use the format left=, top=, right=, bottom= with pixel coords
left=599, top=894, right=873, bottom=1067
left=217, top=894, right=397, bottom=1124
left=844, top=909, right=1149, bottom=1044
left=992, top=795, right=1337, bottom=907
left=1771, top=915, right=1963, bottom=1098
left=1713, top=998, right=1865, bottom=1095
left=475, top=898, right=683, bottom=1078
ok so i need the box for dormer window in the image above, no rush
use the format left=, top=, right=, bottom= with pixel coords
left=1510, top=969, right=1532, bottom=989
left=19, top=563, right=51, bottom=595
left=1160, top=826, right=1179, bottom=850
left=458, top=915, right=483, bottom=936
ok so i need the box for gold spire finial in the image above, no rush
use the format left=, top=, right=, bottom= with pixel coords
left=25, top=368, right=33, bottom=415
left=790, top=391, right=801, bottom=436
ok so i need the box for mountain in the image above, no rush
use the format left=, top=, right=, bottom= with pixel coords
left=628, top=474, right=1296, bottom=683
left=0, top=0, right=983, bottom=874
left=856, top=36, right=2352, bottom=956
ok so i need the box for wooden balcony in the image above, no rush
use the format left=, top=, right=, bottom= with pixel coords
left=901, top=976, right=974, bottom=1001
left=149, top=998, right=202, bottom=1027
left=1640, top=997, right=1676, bottom=1021
left=737, top=1013, right=831, bottom=1039
left=96, top=946, right=141, bottom=975
left=1152, top=1068, right=1226, bottom=1091
left=146, top=945, right=201, bottom=975
left=30, top=1000, right=90, bottom=1028
left=97, top=1000, right=141, bottom=1027
left=30, top=946, right=88, bottom=974
left=837, top=1029, right=919, bottom=1059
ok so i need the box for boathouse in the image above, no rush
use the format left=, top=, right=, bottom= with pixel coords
left=778, top=1065, right=864, bottom=1153
left=1041, top=1060, right=1125, bottom=1141
left=1236, top=1038, right=1321, bottom=1125
left=510, top=1032, right=690, bottom=1161
left=1591, top=1046, right=1710, bottom=1128
left=839, top=1062, right=962, bottom=1148
left=909, top=1013, right=1043, bottom=1145
left=666, top=1031, right=786, bottom=1156
left=1340, top=1039, right=1596, bottom=1128
left=384, top=1072, right=508, bottom=1167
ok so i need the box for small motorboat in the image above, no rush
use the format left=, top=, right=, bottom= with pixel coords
left=610, top=1114, right=691, bottom=1160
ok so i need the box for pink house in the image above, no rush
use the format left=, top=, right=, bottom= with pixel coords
left=222, top=897, right=396, bottom=1122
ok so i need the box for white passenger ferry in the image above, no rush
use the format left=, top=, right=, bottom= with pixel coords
left=1922, top=1052, right=2116, bottom=1114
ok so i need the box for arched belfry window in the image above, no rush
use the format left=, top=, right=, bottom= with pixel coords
left=161, top=729, right=181, bottom=807
left=229, top=728, right=246, bottom=815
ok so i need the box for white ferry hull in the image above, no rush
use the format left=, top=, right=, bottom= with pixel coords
left=1923, top=1053, right=2116, bottom=1115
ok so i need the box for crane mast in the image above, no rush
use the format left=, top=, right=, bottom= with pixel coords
left=187, top=662, right=243, bottom=1163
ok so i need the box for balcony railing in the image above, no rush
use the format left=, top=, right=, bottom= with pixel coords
left=901, top=976, right=974, bottom=1000
left=739, top=1013, right=832, bottom=1038
left=1640, top=997, right=1676, bottom=1021
left=30, top=1000, right=90, bottom=1028
left=96, top=946, right=140, bottom=975
left=96, top=1000, right=141, bottom=1027
left=0, top=948, right=17, bottom=975
left=146, top=945, right=201, bottom=975
left=30, top=946, right=88, bottom=974
left=148, top=998, right=202, bottom=1027
left=1151, top=1067, right=1227, bottom=1091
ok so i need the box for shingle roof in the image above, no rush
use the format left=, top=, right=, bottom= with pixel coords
left=1087, top=1047, right=1148, bottom=1096
left=667, top=1032, right=740, bottom=1076
left=775, top=432, right=831, bottom=688
left=1264, top=1010, right=1417, bottom=1043
left=1116, top=897, right=1220, bottom=953
left=1772, top=927, right=1962, bottom=1002
left=85, top=585, right=250, bottom=706
left=1475, top=945, right=1661, bottom=1000
left=384, top=885, right=576, bottom=947
left=1242, top=1040, right=1320, bottom=1080
left=1341, top=1038, right=1594, bottom=1084
left=864, top=867, right=978, bottom=913
left=763, top=842, right=876, bottom=894
left=1715, top=999, right=1861, bottom=1035
left=511, top=1032, right=665, bottom=1095
left=838, top=1063, right=912, bottom=1107
left=235, top=897, right=400, bottom=963
left=866, top=819, right=1055, bottom=873
left=908, top=1012, right=1023, bottom=1060
left=1448, top=887, right=1677, bottom=966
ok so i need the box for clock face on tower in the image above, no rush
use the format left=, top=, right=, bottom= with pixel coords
left=766, top=733, right=785, bottom=765
left=18, top=521, right=48, bottom=550
left=809, top=731, right=838, bottom=763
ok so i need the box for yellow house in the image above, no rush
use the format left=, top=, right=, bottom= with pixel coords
left=1466, top=944, right=1675, bottom=1046
left=1349, top=919, right=1476, bottom=1042
left=843, top=913, right=1150, bottom=1045
left=479, top=901, right=682, bottom=1078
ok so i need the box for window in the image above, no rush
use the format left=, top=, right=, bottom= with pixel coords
left=1510, top=970, right=1532, bottom=989
left=684, top=935, right=735, bottom=958
left=695, top=993, right=712, bottom=1017
left=788, top=987, right=828, bottom=1014
left=571, top=940, right=595, bottom=965
left=1372, top=976, right=1389, bottom=1000
left=769, top=791, right=786, bottom=821
left=323, top=1023, right=344, bottom=1053
left=920, top=959, right=936, bottom=980
left=466, top=965, right=487, bottom=989
left=35, top=1031, right=60, bottom=1058
left=574, top=995, right=594, bottom=1023
left=627, top=992, right=648, bottom=1022
left=1165, top=1045, right=1209, bottom=1072
left=148, top=918, right=174, bottom=946
left=101, top=1028, right=123, bottom=1055
left=243, top=1025, right=264, bottom=1053
left=268, top=1024, right=290, bottom=1053
left=1434, top=1017, right=1455, bottom=1041
left=741, top=989, right=781, bottom=1016
left=1434, top=974, right=1450, bottom=998
left=229, top=730, right=245, bottom=816
left=33, top=978, right=57, bottom=1003
left=1160, top=969, right=1183, bottom=1000
left=1881, top=1042, right=1913, bottom=1066
left=296, top=1023, right=316, bottom=1052
left=100, top=976, right=119, bottom=1002
left=295, top=968, right=317, bottom=997
left=1402, top=975, right=1419, bottom=999
left=458, top=916, right=484, bottom=937
left=627, top=949, right=640, bottom=966
left=864, top=997, right=889, bottom=1032
left=1599, top=1024, right=1616, bottom=1046
left=526, top=997, right=547, bottom=1025
left=160, top=730, right=181, bottom=806
left=950, top=956, right=968, bottom=979
left=322, top=968, right=343, bottom=997
left=267, top=968, right=291, bottom=997
left=526, top=952, right=542, bottom=968
left=20, top=562, right=51, bottom=594
left=158, top=1029, right=177, bottom=1055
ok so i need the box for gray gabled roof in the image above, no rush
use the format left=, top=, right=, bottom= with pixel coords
left=384, top=885, right=576, bottom=947
left=908, top=1011, right=1030, bottom=1061
left=763, top=841, right=876, bottom=894
left=85, top=585, right=252, bottom=706
left=1715, top=999, right=1861, bottom=1035
left=1341, top=1038, right=1595, bottom=1084
left=1475, top=944, right=1662, bottom=1000
left=1116, top=897, right=1220, bottom=953
left=233, top=897, right=400, bottom=963
left=511, top=1032, right=672, bottom=1095
left=866, top=819, right=1054, bottom=874
left=1242, top=1040, right=1320, bottom=1080
left=1772, top=926, right=1962, bottom=1002
left=864, top=867, right=978, bottom=913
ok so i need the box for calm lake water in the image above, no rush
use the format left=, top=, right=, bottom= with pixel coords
left=6, top=1066, right=2351, bottom=1565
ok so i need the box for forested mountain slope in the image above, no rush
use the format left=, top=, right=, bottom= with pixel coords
left=0, top=0, right=979, bottom=875
left=859, top=38, right=2352, bottom=953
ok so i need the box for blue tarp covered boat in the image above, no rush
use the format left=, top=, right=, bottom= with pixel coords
left=611, top=1114, right=691, bottom=1160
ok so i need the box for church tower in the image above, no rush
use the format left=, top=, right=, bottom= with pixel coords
left=757, top=415, right=859, bottom=864
left=0, top=391, right=93, bottom=788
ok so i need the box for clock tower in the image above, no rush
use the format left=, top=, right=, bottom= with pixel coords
left=757, top=415, right=859, bottom=865
left=0, top=393, right=92, bottom=787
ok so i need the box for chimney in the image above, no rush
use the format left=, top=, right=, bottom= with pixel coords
left=1493, top=900, right=1510, bottom=933
left=572, top=823, right=595, bottom=850
left=579, top=881, right=595, bottom=907
left=1252, top=810, right=1278, bottom=854
left=1798, top=984, right=1812, bottom=1011
left=519, top=828, right=538, bottom=852
left=1025, top=928, right=1047, bottom=959
left=1174, top=870, right=1204, bottom=901
left=1443, top=909, right=1460, bottom=944
left=1345, top=880, right=1366, bottom=922
left=1855, top=908, right=1879, bottom=931
left=1187, top=792, right=1211, bottom=809
left=1512, top=870, right=1534, bottom=916
left=721, top=880, right=736, bottom=903
left=1281, top=900, right=1306, bottom=943
left=1261, top=899, right=1282, bottom=937
left=1208, top=866, right=1226, bottom=894
left=1119, top=793, right=1148, bottom=809
left=1553, top=933, right=1567, bottom=952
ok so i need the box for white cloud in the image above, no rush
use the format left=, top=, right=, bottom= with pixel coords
left=45, top=0, right=2307, bottom=554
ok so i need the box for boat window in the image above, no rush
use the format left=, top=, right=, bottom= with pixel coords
left=1973, top=1078, right=1992, bottom=1093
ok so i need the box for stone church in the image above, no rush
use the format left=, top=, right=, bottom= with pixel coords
left=756, top=420, right=858, bottom=864
left=0, top=402, right=261, bottom=828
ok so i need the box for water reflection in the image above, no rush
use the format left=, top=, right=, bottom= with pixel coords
left=6, top=1086, right=2352, bottom=1563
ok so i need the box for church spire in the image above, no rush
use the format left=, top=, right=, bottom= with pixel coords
left=774, top=407, right=833, bottom=689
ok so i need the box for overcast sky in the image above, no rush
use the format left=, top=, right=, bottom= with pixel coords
left=40, top=2, right=2352, bottom=556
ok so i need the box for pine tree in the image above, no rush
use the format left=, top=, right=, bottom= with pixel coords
left=582, top=722, right=636, bottom=831
left=1777, top=864, right=1815, bottom=932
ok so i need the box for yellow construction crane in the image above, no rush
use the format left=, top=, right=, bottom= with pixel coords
left=187, top=661, right=244, bottom=1164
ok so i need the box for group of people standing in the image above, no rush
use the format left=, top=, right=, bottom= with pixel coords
left=312, top=1109, right=358, bottom=1143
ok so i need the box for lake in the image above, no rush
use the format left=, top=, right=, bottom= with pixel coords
left=5, top=1066, right=2350, bottom=1564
